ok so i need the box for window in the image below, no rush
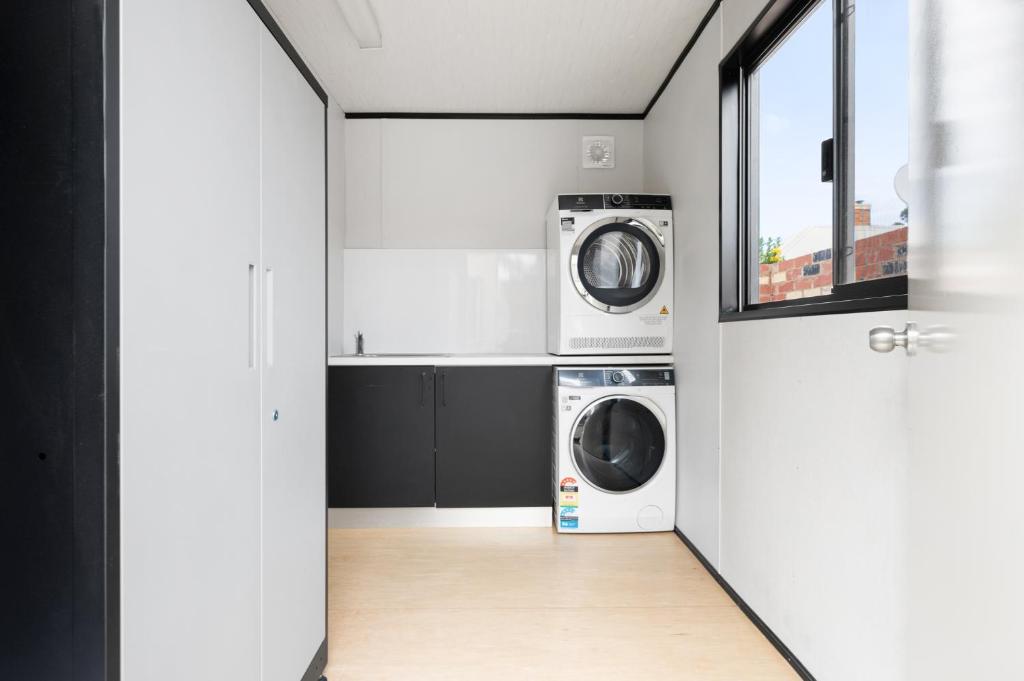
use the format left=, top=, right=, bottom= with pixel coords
left=721, top=0, right=909, bottom=319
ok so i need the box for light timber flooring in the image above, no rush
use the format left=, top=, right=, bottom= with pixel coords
left=326, top=527, right=801, bottom=681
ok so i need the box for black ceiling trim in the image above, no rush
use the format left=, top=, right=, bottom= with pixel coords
left=246, top=0, right=328, bottom=105
left=344, top=112, right=644, bottom=120
left=643, top=0, right=722, bottom=117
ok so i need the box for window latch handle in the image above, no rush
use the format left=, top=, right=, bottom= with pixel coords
left=820, top=138, right=834, bottom=183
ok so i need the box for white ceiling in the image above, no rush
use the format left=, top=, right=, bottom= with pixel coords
left=263, top=0, right=716, bottom=114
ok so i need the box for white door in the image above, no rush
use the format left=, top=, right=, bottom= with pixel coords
left=120, top=1, right=261, bottom=679
left=877, top=2, right=1024, bottom=678
left=258, top=25, right=327, bottom=681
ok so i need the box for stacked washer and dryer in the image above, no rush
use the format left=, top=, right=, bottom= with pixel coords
left=546, top=193, right=676, bottom=533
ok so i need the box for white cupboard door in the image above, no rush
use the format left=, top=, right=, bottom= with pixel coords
left=258, top=25, right=327, bottom=681
left=120, top=0, right=261, bottom=679
left=904, top=2, right=1024, bottom=679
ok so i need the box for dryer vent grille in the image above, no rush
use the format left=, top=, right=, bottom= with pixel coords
left=569, top=336, right=666, bottom=350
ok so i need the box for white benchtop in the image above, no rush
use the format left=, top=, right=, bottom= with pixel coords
left=327, top=354, right=674, bottom=367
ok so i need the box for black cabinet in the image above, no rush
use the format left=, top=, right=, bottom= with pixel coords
left=328, top=364, right=554, bottom=508
left=435, top=366, right=553, bottom=508
left=328, top=366, right=436, bottom=507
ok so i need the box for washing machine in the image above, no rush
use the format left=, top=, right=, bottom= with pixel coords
left=547, top=194, right=674, bottom=355
left=553, top=366, right=675, bottom=533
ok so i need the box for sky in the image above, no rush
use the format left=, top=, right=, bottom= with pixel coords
left=757, top=0, right=909, bottom=249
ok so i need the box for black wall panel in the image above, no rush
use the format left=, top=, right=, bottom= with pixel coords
left=0, top=1, right=116, bottom=678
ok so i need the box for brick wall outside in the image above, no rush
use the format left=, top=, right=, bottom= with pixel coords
left=759, top=227, right=908, bottom=303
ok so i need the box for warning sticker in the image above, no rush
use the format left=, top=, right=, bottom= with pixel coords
left=660, top=305, right=670, bottom=315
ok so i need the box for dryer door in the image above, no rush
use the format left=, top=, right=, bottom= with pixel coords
left=570, top=217, right=665, bottom=313
left=571, top=396, right=666, bottom=493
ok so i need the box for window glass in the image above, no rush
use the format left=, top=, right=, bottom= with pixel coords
left=752, top=0, right=834, bottom=304
left=853, top=0, right=909, bottom=281
left=720, top=0, right=910, bottom=318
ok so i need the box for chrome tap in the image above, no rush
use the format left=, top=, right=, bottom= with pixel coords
left=355, top=331, right=364, bottom=356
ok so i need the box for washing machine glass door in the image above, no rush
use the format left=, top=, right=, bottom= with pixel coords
left=571, top=217, right=665, bottom=314
left=571, top=396, right=666, bottom=493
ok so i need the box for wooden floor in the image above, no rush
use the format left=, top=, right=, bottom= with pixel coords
left=326, top=528, right=800, bottom=681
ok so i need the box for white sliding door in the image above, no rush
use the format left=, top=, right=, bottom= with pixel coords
left=120, top=0, right=261, bottom=679
left=258, top=25, right=327, bottom=681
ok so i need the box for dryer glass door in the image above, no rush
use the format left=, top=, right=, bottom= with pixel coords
left=572, top=219, right=665, bottom=313
left=571, top=397, right=665, bottom=493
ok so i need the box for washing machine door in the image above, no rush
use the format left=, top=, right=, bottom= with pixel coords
left=571, top=396, right=666, bottom=493
left=570, top=217, right=665, bottom=314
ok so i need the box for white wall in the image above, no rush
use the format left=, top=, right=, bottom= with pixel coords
left=344, top=118, right=644, bottom=249
left=644, top=6, right=723, bottom=566
left=327, top=98, right=346, bottom=355
left=644, top=3, right=909, bottom=681
left=720, top=312, right=907, bottom=681
left=339, top=118, right=644, bottom=353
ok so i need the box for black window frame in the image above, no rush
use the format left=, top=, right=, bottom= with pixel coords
left=719, top=0, right=908, bottom=322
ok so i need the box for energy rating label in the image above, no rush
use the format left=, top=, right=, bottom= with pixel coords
left=559, top=477, right=579, bottom=529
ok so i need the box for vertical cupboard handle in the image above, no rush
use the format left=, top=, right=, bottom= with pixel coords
left=248, top=264, right=256, bottom=368
left=265, top=267, right=275, bottom=367
left=419, top=371, right=426, bottom=406
left=441, top=369, right=447, bottom=407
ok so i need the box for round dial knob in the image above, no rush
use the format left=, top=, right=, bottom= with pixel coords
left=610, top=194, right=623, bottom=206
left=611, top=371, right=624, bottom=384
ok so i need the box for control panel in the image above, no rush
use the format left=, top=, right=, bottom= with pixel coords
left=558, top=194, right=672, bottom=212
left=557, top=367, right=675, bottom=388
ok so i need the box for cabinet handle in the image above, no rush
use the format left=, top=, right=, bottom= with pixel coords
left=264, top=267, right=274, bottom=367
left=248, top=264, right=256, bottom=368
left=441, top=369, right=447, bottom=407
left=419, top=371, right=426, bottom=406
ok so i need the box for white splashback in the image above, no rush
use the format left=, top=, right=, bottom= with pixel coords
left=342, top=249, right=546, bottom=354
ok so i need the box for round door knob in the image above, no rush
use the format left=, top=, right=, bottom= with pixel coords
left=869, top=327, right=897, bottom=353
left=869, top=322, right=919, bottom=355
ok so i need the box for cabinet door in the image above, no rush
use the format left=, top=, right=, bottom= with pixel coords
left=436, top=367, right=553, bottom=507
left=328, top=366, right=436, bottom=507
left=120, top=2, right=262, bottom=679
left=258, top=25, right=327, bottom=681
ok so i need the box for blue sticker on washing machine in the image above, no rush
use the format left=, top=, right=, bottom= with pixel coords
left=559, top=506, right=579, bottom=529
